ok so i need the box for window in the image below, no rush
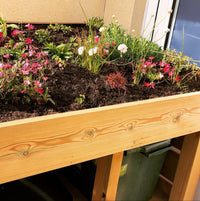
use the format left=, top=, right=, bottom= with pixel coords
left=169, top=0, right=200, bottom=64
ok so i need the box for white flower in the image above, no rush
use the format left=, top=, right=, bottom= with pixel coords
left=88, top=47, right=98, bottom=56
left=112, top=14, right=116, bottom=19
left=117, top=44, right=128, bottom=54
left=99, top=27, right=105, bottom=32
left=78, top=46, right=85, bottom=55
left=157, top=73, right=164, bottom=79
left=93, top=47, right=98, bottom=54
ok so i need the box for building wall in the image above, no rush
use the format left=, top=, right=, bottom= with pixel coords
left=0, top=0, right=147, bottom=34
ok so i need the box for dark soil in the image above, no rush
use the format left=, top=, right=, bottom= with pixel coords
left=1, top=24, right=200, bottom=123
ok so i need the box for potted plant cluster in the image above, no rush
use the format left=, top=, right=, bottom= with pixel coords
left=0, top=14, right=200, bottom=185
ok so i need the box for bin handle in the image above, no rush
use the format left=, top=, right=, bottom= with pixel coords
left=142, top=146, right=172, bottom=158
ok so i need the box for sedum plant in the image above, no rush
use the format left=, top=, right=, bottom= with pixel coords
left=35, top=29, right=51, bottom=44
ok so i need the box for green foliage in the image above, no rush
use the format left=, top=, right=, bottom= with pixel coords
left=44, top=42, right=73, bottom=62
left=86, top=17, right=104, bottom=29
left=0, top=16, right=19, bottom=37
left=162, top=49, right=199, bottom=85
left=35, top=29, right=51, bottom=43
left=75, top=94, right=85, bottom=104
left=48, top=24, right=72, bottom=34
left=0, top=40, right=25, bottom=60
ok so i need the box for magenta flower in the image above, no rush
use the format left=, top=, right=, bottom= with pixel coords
left=29, top=50, right=36, bottom=56
left=21, top=89, right=27, bottom=94
left=25, top=38, right=34, bottom=44
left=25, top=24, right=34, bottom=30
left=94, top=36, right=100, bottom=43
left=11, top=29, right=24, bottom=36
left=149, top=56, right=154, bottom=60
left=0, top=71, right=3, bottom=78
left=34, top=87, right=44, bottom=94
left=33, top=80, right=42, bottom=87
left=36, top=52, right=42, bottom=58
left=14, top=43, right=19, bottom=47
left=0, top=32, right=3, bottom=38
left=42, top=76, right=48, bottom=81
left=44, top=59, right=49, bottom=65
left=22, top=53, right=28, bottom=58
left=175, top=76, right=180, bottom=82
left=24, top=80, right=31, bottom=85
left=3, top=54, right=10, bottom=59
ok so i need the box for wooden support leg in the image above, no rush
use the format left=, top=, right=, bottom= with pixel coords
left=92, top=152, right=123, bottom=201
left=169, top=132, right=200, bottom=201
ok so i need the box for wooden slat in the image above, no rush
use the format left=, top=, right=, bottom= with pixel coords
left=160, top=150, right=179, bottom=182
left=1, top=92, right=200, bottom=184
left=105, top=152, right=123, bottom=201
left=92, top=152, right=123, bottom=201
left=92, top=155, right=112, bottom=201
left=169, top=132, right=200, bottom=200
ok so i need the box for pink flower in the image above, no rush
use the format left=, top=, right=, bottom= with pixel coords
left=22, top=53, right=28, bottom=58
left=175, top=76, right=180, bottom=82
left=168, top=71, right=174, bottom=76
left=0, top=71, right=3, bottom=78
left=36, top=52, right=42, bottom=58
left=25, top=24, right=34, bottom=30
left=33, top=80, right=42, bottom=87
left=29, top=50, right=36, bottom=56
left=159, top=61, right=165, bottom=67
left=44, top=59, right=49, bottom=65
left=102, top=49, right=109, bottom=56
left=14, top=43, right=19, bottom=47
left=94, top=36, right=100, bottom=43
left=3, top=54, right=10, bottom=59
left=21, top=89, right=27, bottom=94
left=25, top=38, right=34, bottom=44
left=0, top=32, right=3, bottom=38
left=149, top=56, right=154, bottom=60
left=22, top=69, right=30, bottom=75
left=163, top=66, right=170, bottom=73
left=43, top=51, right=48, bottom=56
left=42, top=76, right=48, bottom=81
left=24, top=80, right=30, bottom=85
left=11, top=29, right=24, bottom=36
left=150, top=83, right=155, bottom=88
left=34, top=87, right=44, bottom=94
left=144, top=82, right=150, bottom=87
left=111, top=42, right=115, bottom=46
left=144, top=82, right=155, bottom=88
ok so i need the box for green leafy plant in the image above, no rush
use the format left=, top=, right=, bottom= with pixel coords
left=162, top=49, right=199, bottom=85
left=48, top=24, right=72, bottom=34
left=86, top=17, right=104, bottom=29
left=75, top=94, right=85, bottom=104
left=0, top=16, right=19, bottom=37
left=35, top=29, right=51, bottom=43
left=44, top=42, right=73, bottom=66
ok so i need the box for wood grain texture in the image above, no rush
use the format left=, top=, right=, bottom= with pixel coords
left=105, top=152, right=123, bottom=201
left=92, top=155, right=113, bottom=201
left=169, top=132, right=200, bottom=201
left=1, top=92, right=200, bottom=184
left=92, top=152, right=123, bottom=201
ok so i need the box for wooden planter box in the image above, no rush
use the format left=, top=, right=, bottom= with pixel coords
left=1, top=92, right=200, bottom=200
